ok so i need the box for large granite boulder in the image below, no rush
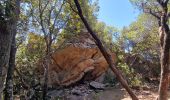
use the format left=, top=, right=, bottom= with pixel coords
left=37, top=33, right=116, bottom=86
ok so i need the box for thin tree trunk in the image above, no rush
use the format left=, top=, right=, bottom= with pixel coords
left=140, top=0, right=170, bottom=99
left=42, top=58, right=49, bottom=100
left=43, top=43, right=51, bottom=100
left=73, top=0, right=138, bottom=100
left=158, top=14, right=170, bottom=100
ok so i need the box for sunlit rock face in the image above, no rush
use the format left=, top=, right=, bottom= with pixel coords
left=37, top=33, right=116, bottom=87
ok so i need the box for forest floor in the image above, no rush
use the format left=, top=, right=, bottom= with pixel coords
left=87, top=88, right=158, bottom=100
left=65, top=88, right=170, bottom=100
left=48, top=83, right=170, bottom=100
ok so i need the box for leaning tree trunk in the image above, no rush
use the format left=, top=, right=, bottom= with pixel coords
left=73, top=0, right=138, bottom=100
left=158, top=13, right=170, bottom=100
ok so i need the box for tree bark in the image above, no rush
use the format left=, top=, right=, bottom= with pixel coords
left=0, top=0, right=20, bottom=99
left=0, top=24, right=13, bottom=100
left=141, top=0, right=170, bottom=99
left=4, top=31, right=17, bottom=100
left=0, top=1, right=13, bottom=100
left=42, top=55, right=50, bottom=100
left=43, top=37, right=52, bottom=100
left=158, top=11, right=170, bottom=100
left=73, top=0, right=138, bottom=100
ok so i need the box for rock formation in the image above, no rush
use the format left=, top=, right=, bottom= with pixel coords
left=37, top=33, right=116, bottom=86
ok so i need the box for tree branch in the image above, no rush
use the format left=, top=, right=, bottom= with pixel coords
left=144, top=9, right=161, bottom=20
left=38, top=0, right=48, bottom=35
left=41, top=0, right=50, bottom=15
left=50, top=0, right=66, bottom=34
left=67, top=0, right=78, bottom=14
left=141, top=2, right=161, bottom=20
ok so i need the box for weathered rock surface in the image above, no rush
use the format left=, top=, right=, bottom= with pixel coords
left=47, top=84, right=94, bottom=99
left=37, top=33, right=116, bottom=86
left=89, top=81, right=105, bottom=90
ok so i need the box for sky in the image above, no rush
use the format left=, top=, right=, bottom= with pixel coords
left=98, top=0, right=140, bottom=29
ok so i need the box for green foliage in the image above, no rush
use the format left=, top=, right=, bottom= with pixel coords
left=16, top=33, right=45, bottom=66
left=121, top=14, right=159, bottom=57
left=15, top=33, right=45, bottom=98
left=11, top=0, right=164, bottom=99
left=120, top=14, right=160, bottom=83
left=103, top=70, right=117, bottom=85
left=95, top=22, right=118, bottom=45
left=107, top=13, right=161, bottom=86
left=59, top=0, right=99, bottom=41
left=129, top=0, right=162, bottom=12
left=117, top=54, right=142, bottom=86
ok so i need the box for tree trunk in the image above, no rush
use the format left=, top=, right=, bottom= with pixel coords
left=0, top=0, right=20, bottom=99
left=0, top=24, right=13, bottom=100
left=42, top=57, right=50, bottom=100
left=73, top=0, right=138, bottom=100
left=4, top=31, right=17, bottom=100
left=158, top=14, right=170, bottom=100
left=0, top=3, right=15, bottom=99
left=43, top=42, right=51, bottom=100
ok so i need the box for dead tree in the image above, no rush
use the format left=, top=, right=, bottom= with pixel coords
left=73, top=0, right=138, bottom=100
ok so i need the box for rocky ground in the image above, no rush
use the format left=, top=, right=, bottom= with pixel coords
left=47, top=81, right=170, bottom=100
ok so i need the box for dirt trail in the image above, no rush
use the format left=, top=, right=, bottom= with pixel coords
left=86, top=88, right=157, bottom=100
left=66, top=88, right=170, bottom=100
